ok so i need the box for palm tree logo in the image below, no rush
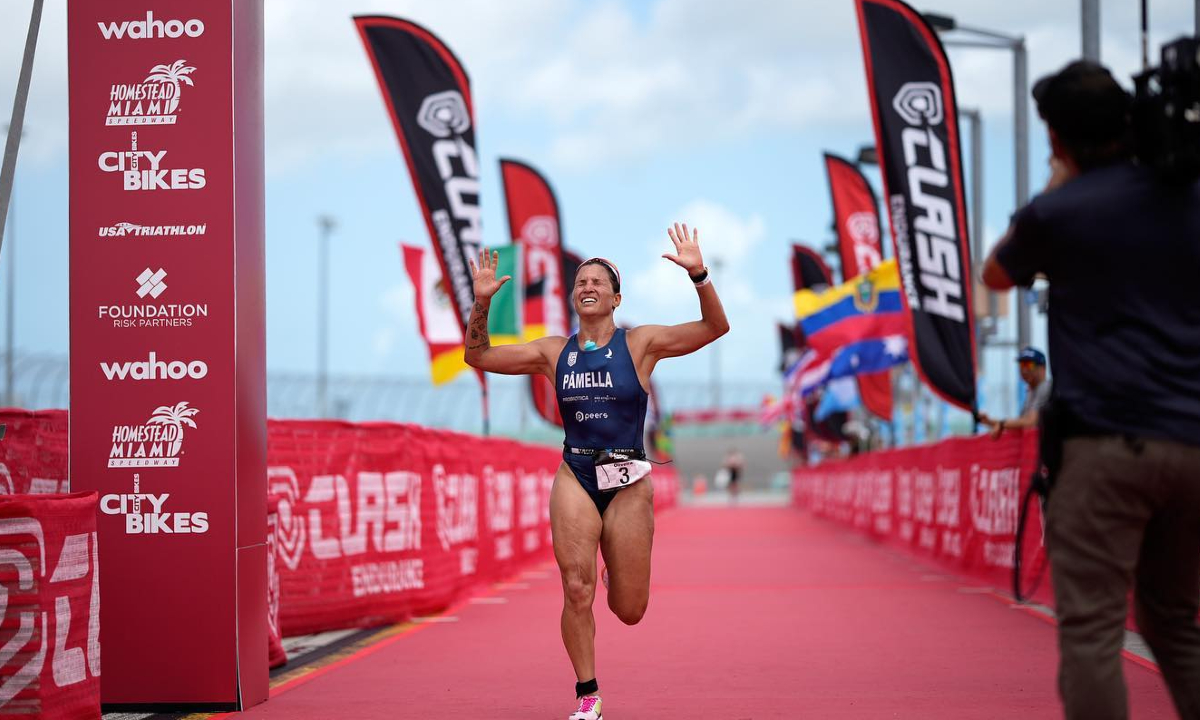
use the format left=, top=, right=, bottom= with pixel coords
left=144, top=60, right=195, bottom=115
left=147, top=401, right=199, bottom=457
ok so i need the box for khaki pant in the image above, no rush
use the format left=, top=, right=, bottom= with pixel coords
left=1047, top=435, right=1200, bottom=719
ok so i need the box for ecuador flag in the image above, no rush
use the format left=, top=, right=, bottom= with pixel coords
left=793, top=259, right=909, bottom=391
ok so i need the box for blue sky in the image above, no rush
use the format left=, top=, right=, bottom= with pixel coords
left=0, top=0, right=1195, bottom=418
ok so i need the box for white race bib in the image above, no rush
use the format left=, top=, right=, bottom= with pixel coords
left=595, top=459, right=652, bottom=491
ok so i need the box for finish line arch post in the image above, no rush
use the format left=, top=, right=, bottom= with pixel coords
left=67, top=0, right=267, bottom=709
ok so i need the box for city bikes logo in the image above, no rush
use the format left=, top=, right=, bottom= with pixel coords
left=98, top=131, right=207, bottom=191
left=108, top=401, right=199, bottom=468
left=101, top=473, right=209, bottom=534
left=98, top=267, right=209, bottom=329
left=416, top=90, right=481, bottom=326
left=106, top=60, right=195, bottom=126
left=100, top=352, right=208, bottom=381
left=888, top=81, right=966, bottom=323
left=99, top=222, right=207, bottom=239
left=98, top=12, right=205, bottom=40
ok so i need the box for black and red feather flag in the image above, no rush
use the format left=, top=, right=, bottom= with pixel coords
left=855, top=0, right=977, bottom=411
left=824, top=152, right=893, bottom=420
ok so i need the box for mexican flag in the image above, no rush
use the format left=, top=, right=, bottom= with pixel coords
left=401, top=245, right=520, bottom=386
left=486, top=245, right=521, bottom=347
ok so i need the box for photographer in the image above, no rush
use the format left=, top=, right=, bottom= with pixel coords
left=983, top=60, right=1200, bottom=720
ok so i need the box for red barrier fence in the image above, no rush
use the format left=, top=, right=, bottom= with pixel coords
left=0, top=492, right=101, bottom=719
left=0, top=411, right=679, bottom=641
left=793, top=431, right=1047, bottom=600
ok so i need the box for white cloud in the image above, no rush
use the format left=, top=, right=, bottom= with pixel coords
left=625, top=198, right=788, bottom=379
left=370, top=282, right=416, bottom=367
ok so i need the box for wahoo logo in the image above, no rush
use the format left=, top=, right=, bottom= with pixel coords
left=101, top=352, right=208, bottom=381
left=561, top=371, right=613, bottom=390
left=98, top=12, right=205, bottom=40
left=892, top=81, right=965, bottom=323
left=418, top=90, right=481, bottom=326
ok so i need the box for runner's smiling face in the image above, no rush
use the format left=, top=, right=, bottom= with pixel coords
left=573, top=264, right=620, bottom=318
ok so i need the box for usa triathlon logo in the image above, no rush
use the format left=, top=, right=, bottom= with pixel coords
left=107, top=60, right=195, bottom=126
left=99, top=222, right=207, bottom=239
left=109, top=402, right=199, bottom=468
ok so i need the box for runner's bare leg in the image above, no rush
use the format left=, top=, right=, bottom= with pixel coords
left=551, top=463, right=604, bottom=681
left=600, top=476, right=655, bottom=624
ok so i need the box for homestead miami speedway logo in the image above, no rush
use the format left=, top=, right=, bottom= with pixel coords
left=108, top=402, right=198, bottom=468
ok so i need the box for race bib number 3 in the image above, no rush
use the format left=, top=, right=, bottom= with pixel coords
left=596, top=459, right=652, bottom=491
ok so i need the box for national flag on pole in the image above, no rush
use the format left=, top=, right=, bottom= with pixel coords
left=793, top=259, right=910, bottom=395
left=485, top=244, right=521, bottom=346
left=401, top=244, right=470, bottom=385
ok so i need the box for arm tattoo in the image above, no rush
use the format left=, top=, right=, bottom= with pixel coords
left=465, top=301, right=491, bottom=356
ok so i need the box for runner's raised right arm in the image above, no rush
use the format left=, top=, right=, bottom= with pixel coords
left=463, top=249, right=559, bottom=377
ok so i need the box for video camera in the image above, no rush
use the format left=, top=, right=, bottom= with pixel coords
left=1134, top=36, right=1200, bottom=181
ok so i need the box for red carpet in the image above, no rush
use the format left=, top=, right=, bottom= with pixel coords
left=234, top=506, right=1175, bottom=719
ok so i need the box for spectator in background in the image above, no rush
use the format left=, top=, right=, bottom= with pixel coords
left=979, top=346, right=1052, bottom=439
left=721, top=448, right=745, bottom=501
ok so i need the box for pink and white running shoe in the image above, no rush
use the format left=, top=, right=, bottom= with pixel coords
left=569, top=694, right=602, bottom=720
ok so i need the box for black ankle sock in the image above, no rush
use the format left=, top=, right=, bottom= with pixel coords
left=575, top=678, right=598, bottom=698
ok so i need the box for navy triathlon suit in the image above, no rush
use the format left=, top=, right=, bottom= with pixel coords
left=555, top=329, right=650, bottom=515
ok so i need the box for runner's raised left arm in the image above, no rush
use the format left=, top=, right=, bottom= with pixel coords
left=636, top=223, right=730, bottom=361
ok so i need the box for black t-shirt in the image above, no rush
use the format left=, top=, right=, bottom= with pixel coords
left=996, top=162, right=1200, bottom=446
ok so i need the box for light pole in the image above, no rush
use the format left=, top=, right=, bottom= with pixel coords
left=710, top=256, right=724, bottom=410
left=1082, top=0, right=1101, bottom=61
left=316, top=215, right=336, bottom=418
left=923, top=11, right=1032, bottom=350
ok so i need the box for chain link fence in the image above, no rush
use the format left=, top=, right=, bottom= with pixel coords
left=0, top=351, right=778, bottom=439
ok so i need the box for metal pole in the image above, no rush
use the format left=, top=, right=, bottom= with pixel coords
left=1014, top=39, right=1032, bottom=350
left=5, top=182, right=13, bottom=406
left=0, top=0, right=44, bottom=252
left=1081, top=0, right=1101, bottom=62
left=961, top=107, right=986, bottom=370
left=317, top=216, right=335, bottom=417
left=1195, top=0, right=1199, bottom=38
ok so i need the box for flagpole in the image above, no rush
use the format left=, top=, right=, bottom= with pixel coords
left=480, top=372, right=490, bottom=436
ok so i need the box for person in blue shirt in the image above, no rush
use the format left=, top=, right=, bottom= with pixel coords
left=465, top=223, right=729, bottom=720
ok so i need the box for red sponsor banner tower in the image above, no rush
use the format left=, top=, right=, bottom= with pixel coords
left=67, top=1, right=267, bottom=709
